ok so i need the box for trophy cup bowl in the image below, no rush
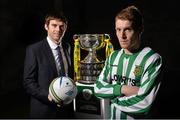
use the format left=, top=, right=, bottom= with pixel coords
left=79, top=34, right=104, bottom=51
left=75, top=34, right=109, bottom=84
left=79, top=34, right=105, bottom=63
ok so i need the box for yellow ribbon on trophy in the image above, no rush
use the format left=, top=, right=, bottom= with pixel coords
left=105, top=37, right=114, bottom=58
left=74, top=37, right=80, bottom=81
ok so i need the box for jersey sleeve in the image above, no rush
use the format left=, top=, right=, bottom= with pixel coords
left=94, top=52, right=122, bottom=99
left=112, top=54, right=162, bottom=115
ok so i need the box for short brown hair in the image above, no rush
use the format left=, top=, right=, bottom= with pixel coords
left=45, top=10, right=68, bottom=26
left=115, top=6, right=143, bottom=32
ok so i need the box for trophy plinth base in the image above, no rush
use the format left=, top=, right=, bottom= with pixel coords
left=74, top=82, right=110, bottom=119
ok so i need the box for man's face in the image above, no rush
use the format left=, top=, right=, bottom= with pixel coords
left=115, top=19, right=140, bottom=51
left=45, top=19, right=66, bottom=43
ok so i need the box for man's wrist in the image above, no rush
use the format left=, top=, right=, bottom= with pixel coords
left=114, top=84, right=122, bottom=97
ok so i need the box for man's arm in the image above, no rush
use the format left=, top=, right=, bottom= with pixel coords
left=94, top=52, right=123, bottom=99
left=121, top=85, right=139, bottom=96
left=23, top=46, right=49, bottom=104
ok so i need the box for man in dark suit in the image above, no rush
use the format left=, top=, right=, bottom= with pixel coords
left=23, top=10, right=74, bottom=118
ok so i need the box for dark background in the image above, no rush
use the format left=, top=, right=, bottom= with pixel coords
left=0, top=0, right=180, bottom=118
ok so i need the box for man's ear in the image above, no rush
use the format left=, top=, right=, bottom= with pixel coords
left=64, top=24, right=67, bottom=31
left=44, top=24, right=48, bottom=30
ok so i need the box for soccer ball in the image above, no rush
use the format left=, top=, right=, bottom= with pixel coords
left=49, top=76, right=77, bottom=105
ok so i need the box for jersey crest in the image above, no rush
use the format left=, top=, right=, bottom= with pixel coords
left=133, top=65, right=142, bottom=77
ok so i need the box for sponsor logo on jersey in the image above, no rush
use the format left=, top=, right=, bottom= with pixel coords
left=111, top=75, right=136, bottom=86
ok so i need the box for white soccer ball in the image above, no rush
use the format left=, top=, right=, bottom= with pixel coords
left=49, top=76, right=77, bottom=105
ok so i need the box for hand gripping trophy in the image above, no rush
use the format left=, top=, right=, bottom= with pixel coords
left=74, top=34, right=114, bottom=84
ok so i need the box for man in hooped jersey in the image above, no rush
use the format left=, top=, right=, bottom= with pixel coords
left=94, top=5, right=162, bottom=119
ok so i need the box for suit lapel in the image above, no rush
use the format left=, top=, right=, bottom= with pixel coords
left=42, top=39, right=58, bottom=76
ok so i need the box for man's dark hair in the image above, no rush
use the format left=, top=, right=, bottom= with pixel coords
left=115, top=5, right=143, bottom=33
left=45, top=10, right=68, bottom=26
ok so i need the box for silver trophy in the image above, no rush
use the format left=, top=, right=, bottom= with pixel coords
left=74, top=34, right=110, bottom=84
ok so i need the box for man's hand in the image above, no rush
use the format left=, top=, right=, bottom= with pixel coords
left=121, top=85, right=139, bottom=96
left=48, top=94, right=53, bottom=102
left=48, top=94, right=63, bottom=107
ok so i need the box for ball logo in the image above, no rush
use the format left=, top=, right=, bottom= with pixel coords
left=65, top=89, right=74, bottom=96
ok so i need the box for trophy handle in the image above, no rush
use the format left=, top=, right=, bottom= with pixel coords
left=104, top=34, right=110, bottom=40
left=73, top=34, right=79, bottom=40
left=95, top=34, right=106, bottom=50
left=105, top=34, right=114, bottom=57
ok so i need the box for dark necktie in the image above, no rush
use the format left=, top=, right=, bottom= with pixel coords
left=56, top=46, right=65, bottom=76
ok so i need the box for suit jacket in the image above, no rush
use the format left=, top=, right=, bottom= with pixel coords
left=23, top=39, right=73, bottom=118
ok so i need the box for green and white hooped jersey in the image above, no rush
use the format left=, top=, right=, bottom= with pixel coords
left=94, top=47, right=162, bottom=119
